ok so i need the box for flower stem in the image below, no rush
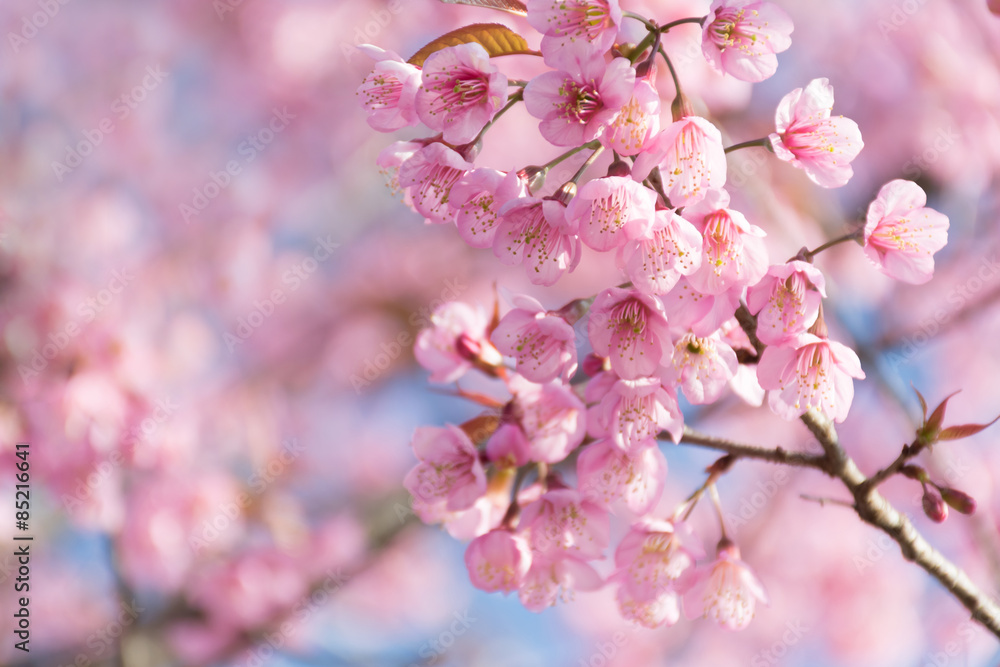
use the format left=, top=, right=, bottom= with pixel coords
left=802, top=229, right=864, bottom=260
left=470, top=89, right=523, bottom=145
left=571, top=145, right=605, bottom=183
left=539, top=141, right=600, bottom=172
left=724, top=137, right=773, bottom=154
left=659, top=16, right=707, bottom=32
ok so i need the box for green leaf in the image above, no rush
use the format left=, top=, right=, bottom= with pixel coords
left=408, top=23, right=538, bottom=67
left=438, top=0, right=527, bottom=16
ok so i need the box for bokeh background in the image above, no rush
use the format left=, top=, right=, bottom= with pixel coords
left=3, top=0, right=1000, bottom=665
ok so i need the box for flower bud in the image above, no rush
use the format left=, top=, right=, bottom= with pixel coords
left=922, top=488, right=949, bottom=523
left=581, top=353, right=608, bottom=377
left=901, top=464, right=928, bottom=482
left=517, top=165, right=547, bottom=193
left=938, top=487, right=977, bottom=515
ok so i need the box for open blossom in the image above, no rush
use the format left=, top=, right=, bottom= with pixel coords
left=614, top=519, right=702, bottom=628
left=747, top=261, right=827, bottom=344
left=588, top=288, right=672, bottom=380
left=415, top=43, right=508, bottom=145
left=863, top=179, right=950, bottom=284
left=519, top=556, right=603, bottom=612
left=587, top=372, right=684, bottom=449
left=376, top=140, right=421, bottom=202
left=356, top=45, right=422, bottom=132
left=566, top=175, right=656, bottom=251
left=702, top=0, right=793, bottom=83
left=497, top=375, right=587, bottom=463
left=619, top=208, right=703, bottom=295
left=632, top=116, right=727, bottom=207
left=667, top=332, right=738, bottom=405
left=681, top=540, right=768, bottom=631
left=769, top=78, right=863, bottom=188
left=600, top=77, right=661, bottom=156
left=465, top=528, right=533, bottom=593
left=523, top=55, right=634, bottom=146
left=414, top=301, right=501, bottom=383
left=404, top=425, right=486, bottom=511
left=757, top=333, right=865, bottom=423
left=576, top=438, right=667, bottom=514
left=520, top=487, right=610, bottom=560
left=397, top=142, right=473, bottom=224
left=527, top=0, right=622, bottom=62
left=491, top=294, right=577, bottom=383
left=685, top=190, right=768, bottom=295
left=494, top=197, right=580, bottom=286
left=452, top=169, right=527, bottom=249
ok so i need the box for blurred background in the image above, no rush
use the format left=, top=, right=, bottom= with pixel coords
left=3, top=0, right=1000, bottom=665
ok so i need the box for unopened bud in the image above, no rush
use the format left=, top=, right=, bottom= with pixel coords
left=460, top=414, right=501, bottom=445
left=582, top=353, right=608, bottom=377
left=671, top=94, right=694, bottom=122
left=901, top=465, right=928, bottom=482
left=938, top=487, right=977, bottom=515
left=552, top=181, right=577, bottom=206
left=707, top=454, right=736, bottom=476
left=922, top=489, right=949, bottom=523
left=607, top=158, right=631, bottom=178
left=456, top=333, right=482, bottom=362
left=517, top=165, right=547, bottom=193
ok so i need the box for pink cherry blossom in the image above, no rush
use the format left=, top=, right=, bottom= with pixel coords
left=613, top=519, right=702, bottom=628
left=566, top=175, right=657, bottom=251
left=747, top=260, right=827, bottom=344
left=520, top=487, right=610, bottom=560
left=757, top=333, right=865, bottom=423
left=465, top=528, right=533, bottom=594
left=588, top=288, right=672, bottom=380
left=413, top=483, right=510, bottom=541
left=376, top=140, right=422, bottom=201
left=403, top=424, right=487, bottom=511
left=451, top=169, right=527, bottom=249
left=863, top=179, right=950, bottom=284
left=414, top=301, right=500, bottom=383
left=685, top=189, right=769, bottom=295
left=587, top=372, right=685, bottom=448
left=527, top=0, right=622, bottom=61
left=491, top=294, right=578, bottom=383
left=415, top=43, right=509, bottom=145
left=356, top=45, right=422, bottom=132
left=494, top=197, right=581, bottom=286
left=519, top=556, right=604, bottom=612
left=769, top=77, right=864, bottom=188
left=503, top=375, right=587, bottom=463
left=681, top=540, right=769, bottom=631
left=576, top=438, right=667, bottom=514
left=632, top=116, right=727, bottom=207
left=523, top=55, right=635, bottom=146
left=599, top=77, right=661, bottom=156
left=619, top=208, right=703, bottom=295
left=397, top=142, right=474, bottom=224
left=702, top=0, right=793, bottom=83
left=667, top=332, right=739, bottom=404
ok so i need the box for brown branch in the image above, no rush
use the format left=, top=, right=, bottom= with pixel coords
left=677, top=427, right=829, bottom=470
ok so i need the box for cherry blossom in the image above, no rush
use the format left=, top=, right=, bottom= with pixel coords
left=586, top=372, right=685, bottom=449
left=576, top=438, right=668, bottom=514
left=588, top=288, right=673, bottom=380
left=415, top=43, right=509, bottom=145
left=494, top=197, right=581, bottom=285
left=452, top=169, right=527, bottom=249
left=491, top=294, right=578, bottom=383
left=600, top=77, right=661, bottom=156
left=685, top=189, right=769, bottom=295
left=863, top=179, right=950, bottom=284
left=619, top=208, right=703, bottom=295
left=414, top=301, right=501, bottom=383
left=519, top=556, right=604, bottom=612
left=746, top=260, right=827, bottom=344
left=502, top=375, right=587, bottom=463
left=566, top=175, right=657, bottom=251
left=667, top=331, right=739, bottom=405
left=757, top=333, right=865, bottom=423
left=701, top=0, right=794, bottom=83
left=632, top=116, right=728, bottom=207
left=356, top=45, right=422, bottom=132
left=520, top=486, right=610, bottom=560
left=769, top=77, right=864, bottom=188
left=465, top=528, right=534, bottom=593
left=681, top=539, right=769, bottom=631
left=403, top=424, right=487, bottom=511
left=527, top=0, right=622, bottom=61
left=397, top=142, right=474, bottom=224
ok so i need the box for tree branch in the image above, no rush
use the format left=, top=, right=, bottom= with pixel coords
left=677, top=427, right=829, bottom=470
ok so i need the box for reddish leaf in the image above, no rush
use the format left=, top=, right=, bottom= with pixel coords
left=438, top=0, right=528, bottom=15
left=912, top=385, right=928, bottom=422
left=408, top=23, right=537, bottom=67
left=938, top=416, right=1000, bottom=441
left=926, top=389, right=961, bottom=433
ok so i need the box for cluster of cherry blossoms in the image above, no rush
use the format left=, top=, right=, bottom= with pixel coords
left=358, top=0, right=951, bottom=631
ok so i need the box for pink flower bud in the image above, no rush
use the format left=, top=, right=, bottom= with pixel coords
left=938, top=487, right=977, bottom=515
left=922, top=489, right=949, bottom=523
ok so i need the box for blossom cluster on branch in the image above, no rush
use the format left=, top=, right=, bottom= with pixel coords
left=358, top=0, right=955, bottom=631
